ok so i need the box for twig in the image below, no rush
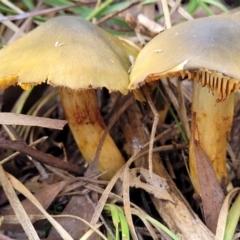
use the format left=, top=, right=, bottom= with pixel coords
left=0, top=138, right=84, bottom=174
left=0, top=138, right=45, bottom=164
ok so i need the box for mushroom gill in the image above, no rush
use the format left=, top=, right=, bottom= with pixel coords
left=147, top=68, right=240, bottom=101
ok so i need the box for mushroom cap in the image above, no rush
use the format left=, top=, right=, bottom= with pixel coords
left=129, top=12, right=240, bottom=100
left=0, top=16, right=138, bottom=94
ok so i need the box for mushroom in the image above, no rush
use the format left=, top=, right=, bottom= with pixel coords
left=128, top=12, right=240, bottom=193
left=0, top=16, right=138, bottom=180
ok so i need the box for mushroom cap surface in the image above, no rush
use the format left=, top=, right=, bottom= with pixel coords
left=129, top=12, right=240, bottom=99
left=0, top=16, right=138, bottom=94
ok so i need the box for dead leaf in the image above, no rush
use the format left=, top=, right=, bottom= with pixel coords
left=0, top=233, right=14, bottom=240
left=6, top=173, right=74, bottom=240
left=193, top=140, right=225, bottom=233
left=129, top=167, right=174, bottom=203
left=1, top=180, right=69, bottom=217
left=0, top=167, right=39, bottom=240
left=48, top=195, right=97, bottom=240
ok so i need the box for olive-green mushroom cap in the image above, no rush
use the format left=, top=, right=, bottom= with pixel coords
left=0, top=16, right=138, bottom=94
left=129, top=12, right=240, bottom=100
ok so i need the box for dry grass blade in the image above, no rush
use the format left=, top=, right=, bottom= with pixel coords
left=1, top=180, right=70, bottom=218
left=137, top=14, right=164, bottom=34
left=161, top=80, right=189, bottom=139
left=0, top=12, right=24, bottom=34
left=122, top=155, right=139, bottom=240
left=1, top=0, right=24, bottom=13
left=6, top=173, right=74, bottom=240
left=0, top=166, right=40, bottom=240
left=141, top=143, right=187, bottom=156
left=176, top=80, right=190, bottom=139
left=215, top=188, right=240, bottom=240
left=3, top=215, right=106, bottom=239
left=168, top=0, right=194, bottom=20
left=90, top=165, right=125, bottom=226
left=2, top=214, right=45, bottom=224
left=142, top=86, right=159, bottom=179
left=0, top=113, right=67, bottom=129
left=80, top=223, right=104, bottom=240
left=161, top=0, right=172, bottom=28
left=91, top=152, right=141, bottom=239
left=53, top=215, right=107, bottom=240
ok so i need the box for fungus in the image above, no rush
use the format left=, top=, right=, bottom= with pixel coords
left=128, top=12, right=240, bottom=193
left=0, top=16, right=138, bottom=180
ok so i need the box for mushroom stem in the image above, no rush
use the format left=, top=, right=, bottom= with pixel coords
left=189, top=81, right=234, bottom=193
left=59, top=87, right=125, bottom=180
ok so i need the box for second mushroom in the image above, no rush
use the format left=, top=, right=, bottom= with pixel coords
left=129, top=12, right=240, bottom=193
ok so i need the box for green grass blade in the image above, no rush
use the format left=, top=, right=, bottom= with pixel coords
left=142, top=0, right=161, bottom=4
left=0, top=4, right=16, bottom=14
left=42, top=0, right=71, bottom=6
left=201, top=0, right=228, bottom=12
left=99, top=1, right=133, bottom=15
left=132, top=209, right=179, bottom=240
left=224, top=193, right=240, bottom=240
left=199, top=1, right=215, bottom=15
left=86, top=0, right=114, bottom=21
left=116, top=206, right=130, bottom=240
left=104, top=204, right=120, bottom=240
left=186, top=0, right=200, bottom=14
left=12, top=88, right=33, bottom=114
left=22, top=0, right=35, bottom=11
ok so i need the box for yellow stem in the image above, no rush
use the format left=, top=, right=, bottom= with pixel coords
left=189, top=81, right=234, bottom=194
left=59, top=87, right=125, bottom=180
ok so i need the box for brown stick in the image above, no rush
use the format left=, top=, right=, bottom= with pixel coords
left=0, top=138, right=84, bottom=174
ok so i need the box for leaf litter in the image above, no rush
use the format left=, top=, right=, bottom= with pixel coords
left=0, top=0, right=239, bottom=239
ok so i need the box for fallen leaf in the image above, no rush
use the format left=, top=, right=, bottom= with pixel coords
left=193, top=140, right=225, bottom=233
left=128, top=167, right=174, bottom=203
left=48, top=195, right=97, bottom=240
left=7, top=173, right=74, bottom=240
